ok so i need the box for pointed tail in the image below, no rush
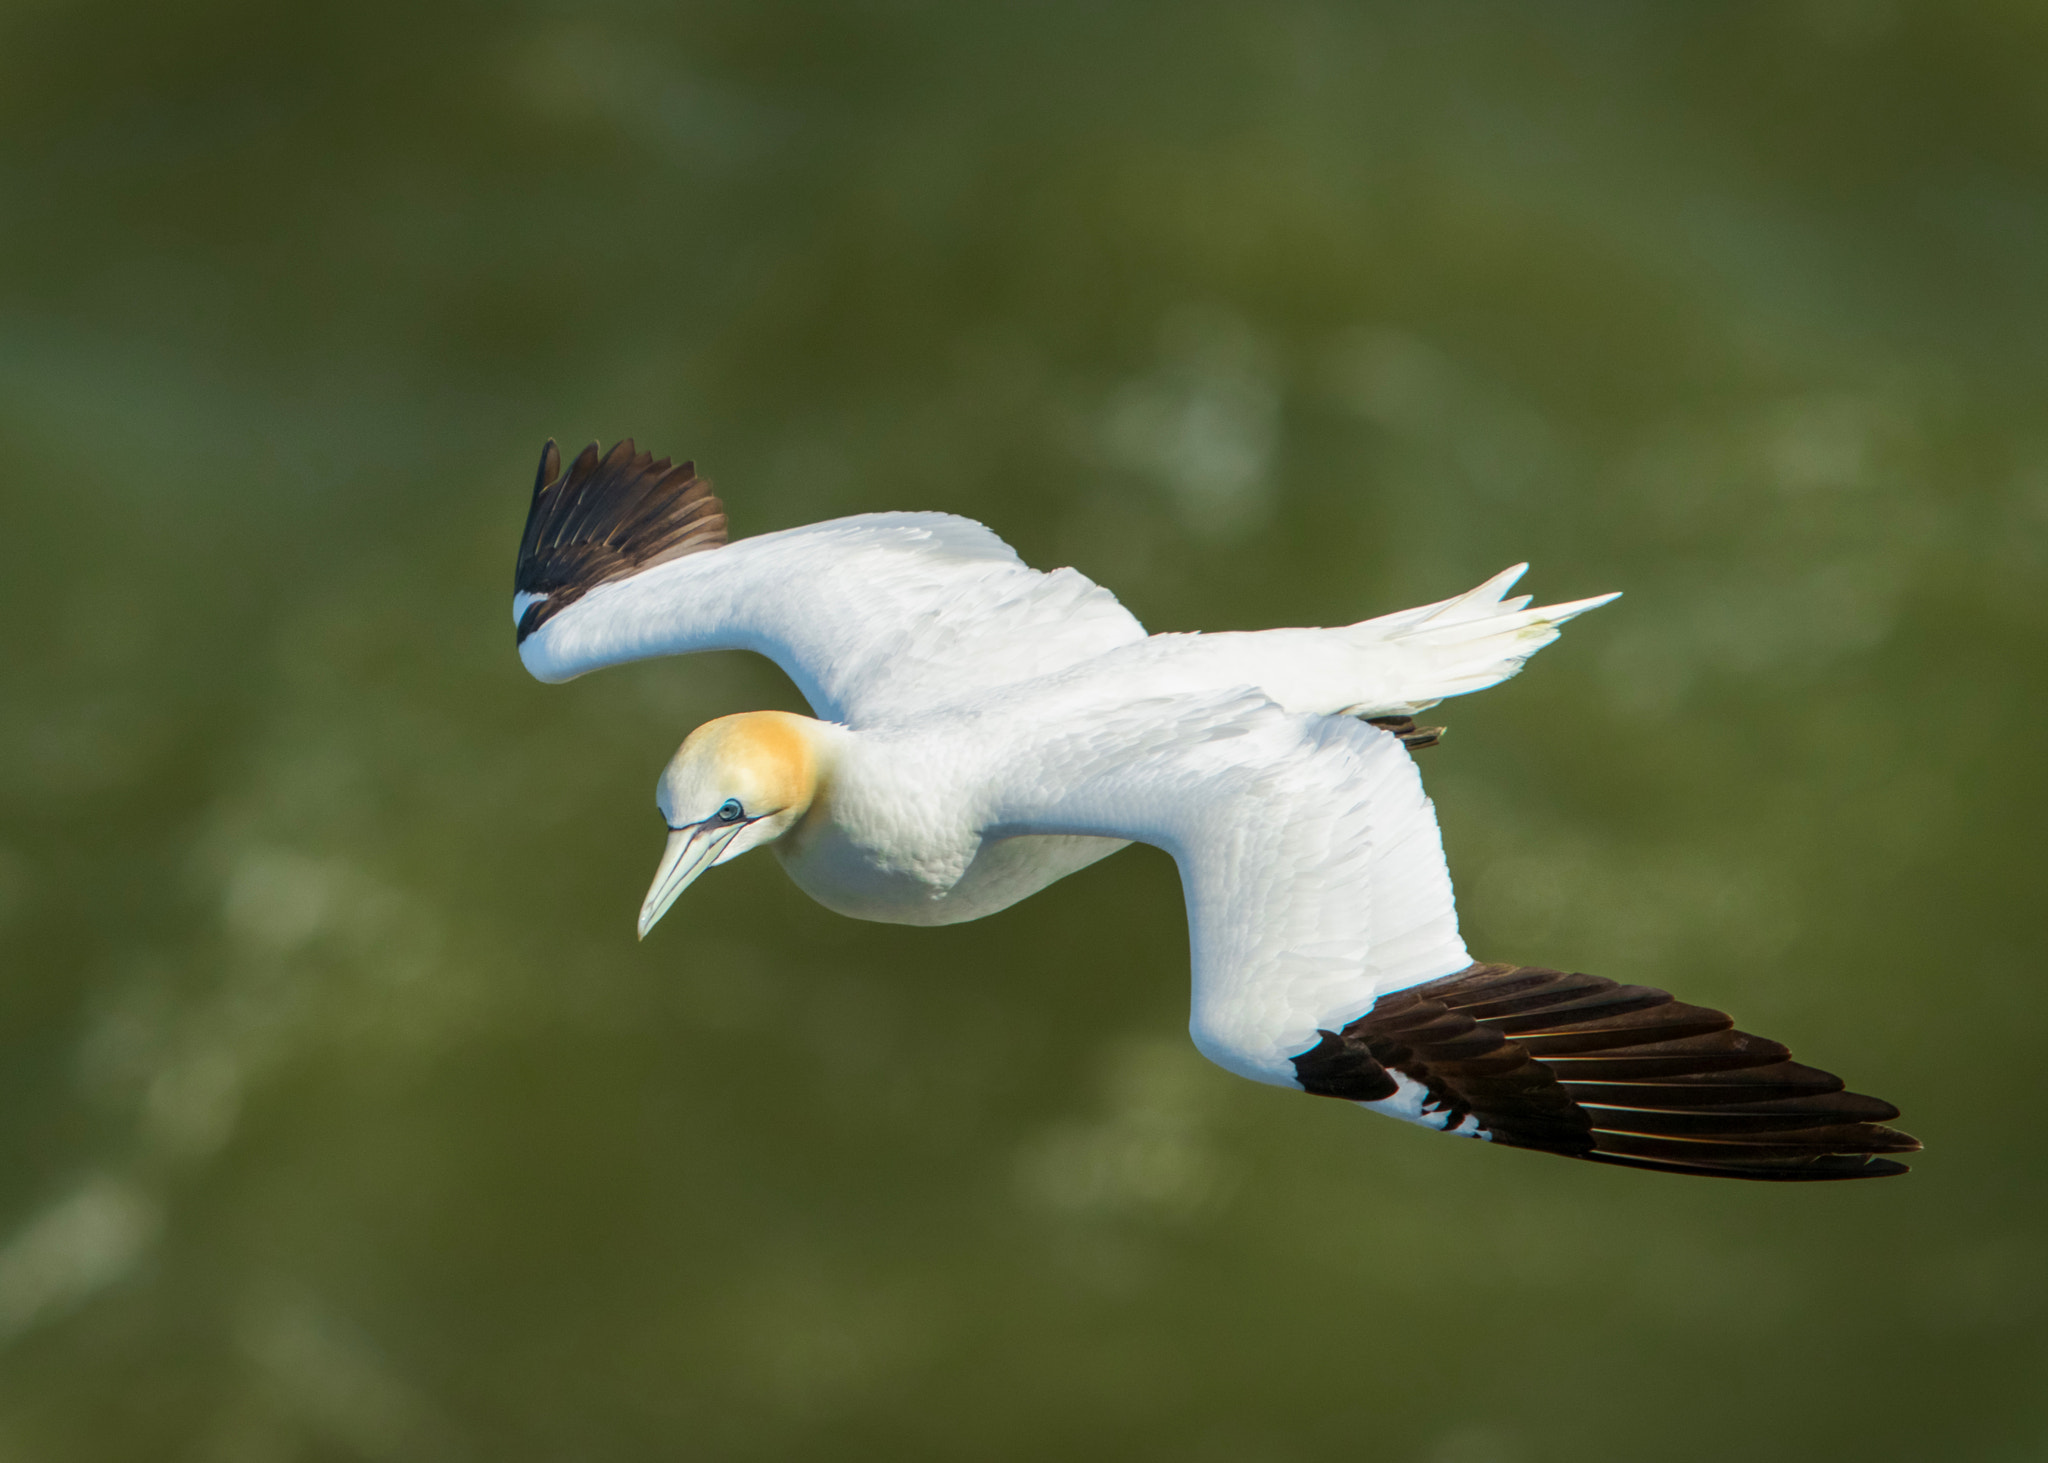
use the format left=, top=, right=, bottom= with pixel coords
left=1340, top=565, right=1620, bottom=715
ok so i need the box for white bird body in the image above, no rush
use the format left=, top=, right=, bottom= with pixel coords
left=757, top=716, right=1123, bottom=929
left=512, top=439, right=1919, bottom=1180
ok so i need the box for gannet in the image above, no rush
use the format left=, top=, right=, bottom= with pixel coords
left=513, top=439, right=1918, bottom=1181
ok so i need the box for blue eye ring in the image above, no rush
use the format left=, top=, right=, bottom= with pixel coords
left=716, top=799, right=744, bottom=823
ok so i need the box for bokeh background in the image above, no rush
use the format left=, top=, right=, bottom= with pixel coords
left=3, top=2, right=2045, bottom=1459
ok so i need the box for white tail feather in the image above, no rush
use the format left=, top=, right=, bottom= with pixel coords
left=1337, top=568, right=1620, bottom=716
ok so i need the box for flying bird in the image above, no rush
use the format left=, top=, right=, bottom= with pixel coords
left=513, top=438, right=1918, bottom=1181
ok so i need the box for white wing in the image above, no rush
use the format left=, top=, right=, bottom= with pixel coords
left=979, top=685, right=1920, bottom=1181
left=512, top=440, right=1145, bottom=726
left=985, top=690, right=1471, bottom=1087
left=1017, top=563, right=1619, bottom=724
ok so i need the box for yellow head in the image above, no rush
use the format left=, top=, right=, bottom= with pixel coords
left=638, top=711, right=825, bottom=938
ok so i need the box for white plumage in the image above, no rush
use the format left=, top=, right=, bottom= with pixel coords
left=516, top=442, right=1605, bottom=1084
left=512, top=440, right=1919, bottom=1181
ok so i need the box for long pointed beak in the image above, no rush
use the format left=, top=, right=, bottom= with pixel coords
left=637, top=823, right=741, bottom=939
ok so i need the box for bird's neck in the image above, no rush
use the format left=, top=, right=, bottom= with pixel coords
left=771, top=712, right=848, bottom=829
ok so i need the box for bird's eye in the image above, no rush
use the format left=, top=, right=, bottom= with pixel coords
left=716, top=799, right=744, bottom=823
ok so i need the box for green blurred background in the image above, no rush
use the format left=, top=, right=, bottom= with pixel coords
left=3, top=1, right=2044, bottom=1459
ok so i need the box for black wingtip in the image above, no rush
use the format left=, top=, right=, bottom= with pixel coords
left=1307, top=963, right=1920, bottom=1182
left=514, top=436, right=729, bottom=642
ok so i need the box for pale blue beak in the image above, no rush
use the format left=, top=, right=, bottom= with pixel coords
left=636, top=821, right=744, bottom=939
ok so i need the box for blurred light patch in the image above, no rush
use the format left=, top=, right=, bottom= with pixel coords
left=1015, top=1038, right=1231, bottom=1221
left=1324, top=327, right=1559, bottom=504
left=1103, top=306, right=1281, bottom=538
left=238, top=1296, right=468, bottom=1463
left=0, top=1175, right=159, bottom=1345
left=505, top=23, right=798, bottom=174
left=223, top=847, right=344, bottom=954
left=143, top=1042, right=243, bottom=1161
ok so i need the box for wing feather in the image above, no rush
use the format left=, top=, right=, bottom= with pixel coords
left=983, top=692, right=1916, bottom=1179
left=513, top=440, right=1144, bottom=725
left=1294, top=965, right=1918, bottom=1180
left=985, top=698, right=1472, bottom=1084
left=515, top=439, right=728, bottom=639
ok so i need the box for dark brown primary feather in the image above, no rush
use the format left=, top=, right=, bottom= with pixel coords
left=1294, top=963, right=1919, bottom=1181
left=514, top=439, right=727, bottom=642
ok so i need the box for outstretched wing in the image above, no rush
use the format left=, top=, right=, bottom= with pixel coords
left=989, top=694, right=1917, bottom=1181
left=513, top=440, right=1147, bottom=726
left=989, top=695, right=1475, bottom=1081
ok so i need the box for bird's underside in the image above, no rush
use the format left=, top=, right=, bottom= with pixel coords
left=513, top=438, right=1920, bottom=1181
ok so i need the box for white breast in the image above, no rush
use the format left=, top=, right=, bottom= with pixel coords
left=776, top=825, right=1126, bottom=927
